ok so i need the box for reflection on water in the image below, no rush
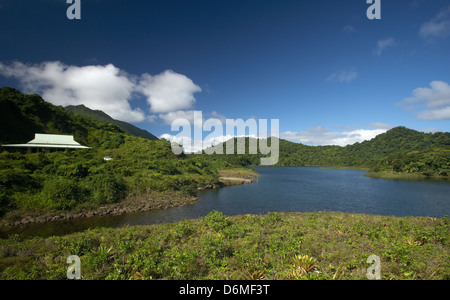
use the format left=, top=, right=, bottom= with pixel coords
left=1, top=167, right=449, bottom=239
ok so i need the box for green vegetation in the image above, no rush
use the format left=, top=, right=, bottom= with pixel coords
left=199, top=127, right=450, bottom=179
left=0, top=87, right=222, bottom=219
left=0, top=137, right=222, bottom=218
left=1, top=211, right=448, bottom=280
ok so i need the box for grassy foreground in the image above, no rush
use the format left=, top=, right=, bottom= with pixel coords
left=0, top=211, right=449, bottom=280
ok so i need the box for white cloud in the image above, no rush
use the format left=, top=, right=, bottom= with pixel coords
left=160, top=115, right=278, bottom=154
left=208, top=111, right=227, bottom=123
left=327, top=70, right=358, bottom=83
left=366, top=122, right=393, bottom=130
left=343, top=25, right=356, bottom=33
left=401, top=81, right=450, bottom=121
left=418, top=107, right=450, bottom=121
left=421, top=128, right=443, bottom=134
left=419, top=5, right=450, bottom=39
left=146, top=115, right=158, bottom=123
left=139, top=70, right=202, bottom=113
left=0, top=61, right=145, bottom=123
left=280, top=125, right=387, bottom=147
left=163, top=124, right=387, bottom=153
left=160, top=133, right=199, bottom=153
left=373, top=38, right=396, bottom=56
left=0, top=61, right=203, bottom=123
left=158, top=110, right=201, bottom=126
left=160, top=133, right=235, bottom=153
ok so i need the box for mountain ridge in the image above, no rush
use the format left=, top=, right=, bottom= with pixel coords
left=64, top=104, right=158, bottom=141
left=0, top=87, right=158, bottom=145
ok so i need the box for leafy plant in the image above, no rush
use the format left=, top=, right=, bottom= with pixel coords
left=241, top=268, right=266, bottom=280
left=203, top=211, right=230, bottom=232
left=1, top=212, right=449, bottom=280
left=40, top=177, right=86, bottom=210
left=292, top=254, right=317, bottom=278
left=86, top=174, right=126, bottom=205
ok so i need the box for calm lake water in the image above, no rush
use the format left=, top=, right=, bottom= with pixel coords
left=2, top=167, right=450, bottom=238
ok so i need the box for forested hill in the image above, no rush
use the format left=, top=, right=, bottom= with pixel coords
left=347, top=126, right=450, bottom=158
left=0, top=87, right=157, bottom=146
left=278, top=126, right=450, bottom=167
left=64, top=105, right=158, bottom=141
left=200, top=127, right=450, bottom=178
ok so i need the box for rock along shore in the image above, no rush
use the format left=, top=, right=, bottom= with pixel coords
left=0, top=191, right=198, bottom=228
left=0, top=178, right=255, bottom=228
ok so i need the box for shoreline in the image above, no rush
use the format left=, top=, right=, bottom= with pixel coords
left=0, top=170, right=258, bottom=229
left=3, top=166, right=447, bottom=229
left=217, top=168, right=260, bottom=186
left=364, top=171, right=449, bottom=181
left=320, top=166, right=449, bottom=181
left=219, top=177, right=255, bottom=186
left=0, top=190, right=201, bottom=228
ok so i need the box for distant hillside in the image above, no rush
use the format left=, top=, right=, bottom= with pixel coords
left=199, top=127, right=450, bottom=178
left=64, top=105, right=158, bottom=141
left=347, top=126, right=450, bottom=158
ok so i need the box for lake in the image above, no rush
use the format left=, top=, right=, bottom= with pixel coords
left=2, top=167, right=450, bottom=238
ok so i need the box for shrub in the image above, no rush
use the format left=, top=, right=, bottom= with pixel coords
left=101, top=134, right=125, bottom=149
left=0, top=191, right=10, bottom=216
left=180, top=184, right=197, bottom=196
left=203, top=211, right=230, bottom=232
left=0, top=169, right=36, bottom=191
left=40, top=177, right=86, bottom=210
left=86, top=174, right=126, bottom=205
left=174, top=220, right=195, bottom=238
left=57, top=163, right=89, bottom=178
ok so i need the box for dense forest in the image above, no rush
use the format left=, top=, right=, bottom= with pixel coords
left=199, top=128, right=450, bottom=178
left=279, top=126, right=450, bottom=177
left=0, top=87, right=449, bottom=219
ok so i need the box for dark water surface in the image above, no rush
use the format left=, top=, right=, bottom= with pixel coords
left=2, top=167, right=449, bottom=238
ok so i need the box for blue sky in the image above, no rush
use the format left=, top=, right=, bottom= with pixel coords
left=1, top=0, right=449, bottom=148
